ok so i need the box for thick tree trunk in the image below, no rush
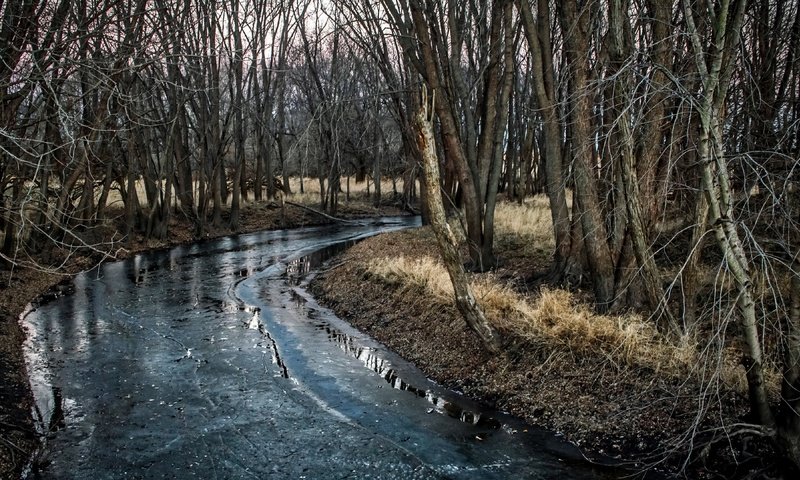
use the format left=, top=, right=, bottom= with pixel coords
left=415, top=92, right=502, bottom=354
left=558, top=1, right=616, bottom=311
left=778, top=251, right=800, bottom=469
left=407, top=2, right=485, bottom=269
left=95, top=158, right=114, bottom=221
left=638, top=0, right=672, bottom=222
left=174, top=109, right=197, bottom=226
left=124, top=158, right=140, bottom=246
left=403, top=0, right=512, bottom=271
left=517, top=0, right=571, bottom=280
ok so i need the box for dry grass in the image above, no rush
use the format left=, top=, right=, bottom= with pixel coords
left=94, top=176, right=414, bottom=210
left=366, top=254, right=701, bottom=377
left=362, top=200, right=759, bottom=391
left=493, top=195, right=555, bottom=247
left=285, top=177, right=414, bottom=206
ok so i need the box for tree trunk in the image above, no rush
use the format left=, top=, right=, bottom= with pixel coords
left=229, top=2, right=245, bottom=232
left=517, top=0, right=571, bottom=280
left=620, top=140, right=679, bottom=333
left=683, top=0, right=774, bottom=426
left=558, top=1, right=616, bottom=311
left=482, top=0, right=515, bottom=268
left=406, top=1, right=483, bottom=268
left=1, top=181, right=22, bottom=264
left=778, top=250, right=800, bottom=469
left=415, top=91, right=502, bottom=354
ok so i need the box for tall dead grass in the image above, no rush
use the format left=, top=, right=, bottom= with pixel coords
left=285, top=177, right=412, bottom=206
left=492, top=195, right=555, bottom=247
left=364, top=200, right=754, bottom=389
left=366, top=254, right=700, bottom=377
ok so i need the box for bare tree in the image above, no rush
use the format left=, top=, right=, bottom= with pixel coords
left=383, top=0, right=516, bottom=270
left=415, top=89, right=502, bottom=353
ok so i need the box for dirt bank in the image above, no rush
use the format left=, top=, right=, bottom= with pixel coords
left=309, top=227, right=780, bottom=479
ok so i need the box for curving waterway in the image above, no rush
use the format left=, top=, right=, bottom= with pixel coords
left=23, top=217, right=618, bottom=479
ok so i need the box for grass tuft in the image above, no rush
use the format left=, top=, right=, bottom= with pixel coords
left=493, top=196, right=555, bottom=247
left=363, top=200, right=761, bottom=391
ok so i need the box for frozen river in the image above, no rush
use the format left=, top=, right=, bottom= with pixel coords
left=23, top=218, right=614, bottom=479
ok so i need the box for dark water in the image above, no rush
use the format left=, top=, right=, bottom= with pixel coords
left=23, top=217, right=620, bottom=479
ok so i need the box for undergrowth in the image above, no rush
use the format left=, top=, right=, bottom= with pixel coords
left=366, top=255, right=700, bottom=379
left=364, top=197, right=758, bottom=393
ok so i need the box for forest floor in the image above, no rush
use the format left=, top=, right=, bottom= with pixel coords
left=0, top=192, right=784, bottom=479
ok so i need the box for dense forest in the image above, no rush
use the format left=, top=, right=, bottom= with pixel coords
left=1, top=0, right=799, bottom=471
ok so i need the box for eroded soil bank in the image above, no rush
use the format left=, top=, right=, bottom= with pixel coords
left=309, top=227, right=781, bottom=479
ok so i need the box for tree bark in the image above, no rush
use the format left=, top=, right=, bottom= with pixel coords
left=415, top=90, right=502, bottom=354
left=481, top=0, right=515, bottom=266
left=683, top=0, right=774, bottom=426
left=558, top=1, right=616, bottom=311
left=406, top=0, right=487, bottom=269
left=517, top=0, right=571, bottom=279
left=605, top=0, right=678, bottom=332
left=779, top=250, right=800, bottom=469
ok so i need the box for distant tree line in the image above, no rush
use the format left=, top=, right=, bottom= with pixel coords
left=0, top=0, right=414, bottom=261
left=1, top=0, right=799, bottom=468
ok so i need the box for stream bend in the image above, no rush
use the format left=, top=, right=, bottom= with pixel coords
left=23, top=218, right=611, bottom=479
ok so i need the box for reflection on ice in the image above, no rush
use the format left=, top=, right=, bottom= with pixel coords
left=247, top=310, right=261, bottom=330
left=316, top=322, right=501, bottom=429
left=19, top=217, right=609, bottom=479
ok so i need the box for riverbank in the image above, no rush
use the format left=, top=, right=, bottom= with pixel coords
left=309, top=219, right=781, bottom=479
left=1, top=195, right=782, bottom=479
left=0, top=197, right=406, bottom=479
